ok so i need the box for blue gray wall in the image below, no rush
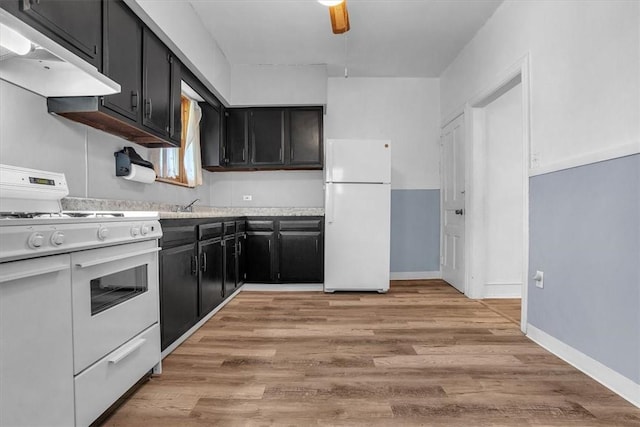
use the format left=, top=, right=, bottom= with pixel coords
left=528, top=154, right=640, bottom=383
left=390, top=189, right=440, bottom=273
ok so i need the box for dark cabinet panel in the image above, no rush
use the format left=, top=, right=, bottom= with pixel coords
left=225, top=109, right=249, bottom=167
left=236, top=221, right=247, bottom=286
left=278, top=231, right=323, bottom=283
left=200, top=103, right=223, bottom=168
left=102, top=0, right=141, bottom=122
left=199, top=238, right=223, bottom=315
left=223, top=236, right=236, bottom=297
left=169, top=57, right=182, bottom=145
left=17, top=0, right=102, bottom=69
left=251, top=109, right=285, bottom=166
left=289, top=108, right=323, bottom=166
left=245, top=231, right=275, bottom=282
left=142, top=28, right=171, bottom=138
left=159, top=243, right=198, bottom=351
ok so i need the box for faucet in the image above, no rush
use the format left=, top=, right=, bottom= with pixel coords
left=178, top=198, right=200, bottom=213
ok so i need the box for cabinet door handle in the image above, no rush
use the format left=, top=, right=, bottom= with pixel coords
left=278, top=147, right=282, bottom=162
left=268, top=239, right=271, bottom=253
left=190, top=255, right=198, bottom=275
left=315, top=238, right=319, bottom=254
left=131, top=91, right=138, bottom=111
left=242, top=148, right=245, bottom=162
left=201, top=252, right=207, bottom=272
left=145, top=99, right=153, bottom=118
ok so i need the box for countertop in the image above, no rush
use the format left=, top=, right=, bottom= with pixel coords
left=61, top=198, right=324, bottom=219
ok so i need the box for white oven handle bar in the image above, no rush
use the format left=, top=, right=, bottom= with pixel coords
left=75, top=247, right=161, bottom=269
left=107, top=338, right=146, bottom=365
left=0, top=264, right=69, bottom=283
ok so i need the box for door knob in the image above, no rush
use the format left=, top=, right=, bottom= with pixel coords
left=455, top=209, right=464, bottom=215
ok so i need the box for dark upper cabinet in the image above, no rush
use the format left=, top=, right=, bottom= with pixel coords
left=199, top=238, right=223, bottom=315
left=251, top=109, right=285, bottom=166
left=289, top=108, right=323, bottom=166
left=142, top=28, right=172, bottom=138
left=169, top=57, right=182, bottom=145
left=200, top=102, right=223, bottom=168
left=159, top=242, right=198, bottom=351
left=10, top=0, right=102, bottom=69
left=102, top=0, right=141, bottom=123
left=225, top=109, right=249, bottom=167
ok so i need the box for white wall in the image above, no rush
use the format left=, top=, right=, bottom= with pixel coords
left=325, top=78, right=441, bottom=190
left=483, top=84, right=524, bottom=296
left=129, top=0, right=231, bottom=103
left=210, top=170, right=323, bottom=207
left=0, top=81, right=212, bottom=205
left=441, top=0, right=640, bottom=170
left=231, top=64, right=327, bottom=106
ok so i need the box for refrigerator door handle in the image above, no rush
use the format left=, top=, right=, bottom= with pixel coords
left=326, top=139, right=334, bottom=182
left=326, top=183, right=335, bottom=224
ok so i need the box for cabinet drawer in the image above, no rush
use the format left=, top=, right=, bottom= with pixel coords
left=223, top=221, right=236, bottom=235
left=199, top=222, right=223, bottom=240
left=246, top=220, right=275, bottom=231
left=75, top=324, right=160, bottom=427
left=160, top=225, right=196, bottom=247
left=236, top=220, right=246, bottom=233
left=279, top=219, right=323, bottom=231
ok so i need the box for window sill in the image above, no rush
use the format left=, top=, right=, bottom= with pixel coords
left=155, top=177, right=193, bottom=188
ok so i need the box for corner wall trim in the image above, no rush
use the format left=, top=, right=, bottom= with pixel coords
left=390, top=271, right=442, bottom=280
left=527, top=324, right=640, bottom=408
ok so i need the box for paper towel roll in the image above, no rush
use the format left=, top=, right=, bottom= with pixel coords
left=123, top=164, right=156, bottom=184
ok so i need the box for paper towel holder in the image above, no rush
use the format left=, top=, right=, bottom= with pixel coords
left=114, top=147, right=155, bottom=178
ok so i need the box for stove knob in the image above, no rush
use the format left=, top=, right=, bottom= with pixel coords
left=131, top=227, right=140, bottom=237
left=140, top=224, right=150, bottom=236
left=97, top=226, right=109, bottom=240
left=28, top=232, right=45, bottom=248
left=51, top=231, right=65, bottom=246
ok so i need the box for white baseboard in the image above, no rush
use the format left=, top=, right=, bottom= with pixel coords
left=390, top=271, right=442, bottom=280
left=483, top=282, right=522, bottom=298
left=527, top=324, right=640, bottom=408
left=242, top=283, right=323, bottom=292
left=529, top=141, right=639, bottom=177
left=160, top=286, right=243, bottom=359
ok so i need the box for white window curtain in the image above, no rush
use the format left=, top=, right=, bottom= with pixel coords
left=184, top=99, right=203, bottom=187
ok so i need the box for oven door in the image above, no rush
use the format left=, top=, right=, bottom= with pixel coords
left=71, top=239, right=160, bottom=374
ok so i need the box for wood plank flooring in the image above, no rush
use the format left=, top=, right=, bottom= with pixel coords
left=103, top=280, right=640, bottom=426
left=480, top=298, right=522, bottom=326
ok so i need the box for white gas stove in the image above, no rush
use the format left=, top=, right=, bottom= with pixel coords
left=0, top=164, right=162, bottom=427
left=0, top=164, right=161, bottom=263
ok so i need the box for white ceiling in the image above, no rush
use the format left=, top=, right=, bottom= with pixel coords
left=189, top=0, right=503, bottom=78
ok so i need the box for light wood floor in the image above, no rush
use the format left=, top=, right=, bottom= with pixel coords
left=103, top=280, right=640, bottom=426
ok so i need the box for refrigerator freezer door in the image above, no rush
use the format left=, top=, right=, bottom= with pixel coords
left=324, top=183, right=390, bottom=292
left=325, top=139, right=391, bottom=184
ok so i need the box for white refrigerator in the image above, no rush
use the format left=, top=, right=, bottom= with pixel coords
left=324, top=139, right=391, bottom=293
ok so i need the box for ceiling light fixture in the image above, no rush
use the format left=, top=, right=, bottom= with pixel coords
left=317, top=0, right=344, bottom=6
left=0, top=23, right=32, bottom=55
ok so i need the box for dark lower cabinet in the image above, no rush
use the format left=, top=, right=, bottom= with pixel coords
left=245, top=231, right=275, bottom=282
left=199, top=238, right=223, bottom=315
left=278, top=231, right=323, bottom=282
left=159, top=242, right=198, bottom=351
left=223, top=235, right=237, bottom=296
left=236, top=221, right=247, bottom=285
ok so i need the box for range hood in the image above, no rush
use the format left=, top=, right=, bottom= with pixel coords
left=0, top=8, right=120, bottom=97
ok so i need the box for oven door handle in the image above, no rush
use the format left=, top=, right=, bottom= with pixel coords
left=107, top=338, right=146, bottom=365
left=75, top=247, right=161, bottom=269
left=0, top=264, right=69, bottom=284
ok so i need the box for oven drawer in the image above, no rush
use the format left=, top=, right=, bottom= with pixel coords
left=75, top=323, right=160, bottom=427
left=71, top=239, right=159, bottom=374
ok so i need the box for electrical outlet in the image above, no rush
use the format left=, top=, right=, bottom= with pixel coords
left=533, top=270, right=544, bottom=288
left=242, top=195, right=252, bottom=201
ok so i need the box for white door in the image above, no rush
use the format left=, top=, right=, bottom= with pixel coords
left=441, top=115, right=466, bottom=293
left=324, top=182, right=390, bottom=292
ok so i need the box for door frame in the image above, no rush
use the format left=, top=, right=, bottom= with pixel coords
left=440, top=54, right=532, bottom=333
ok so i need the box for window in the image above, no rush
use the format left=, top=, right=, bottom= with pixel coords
left=149, top=91, right=203, bottom=187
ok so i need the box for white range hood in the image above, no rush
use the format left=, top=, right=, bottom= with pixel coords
left=0, top=8, right=120, bottom=97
